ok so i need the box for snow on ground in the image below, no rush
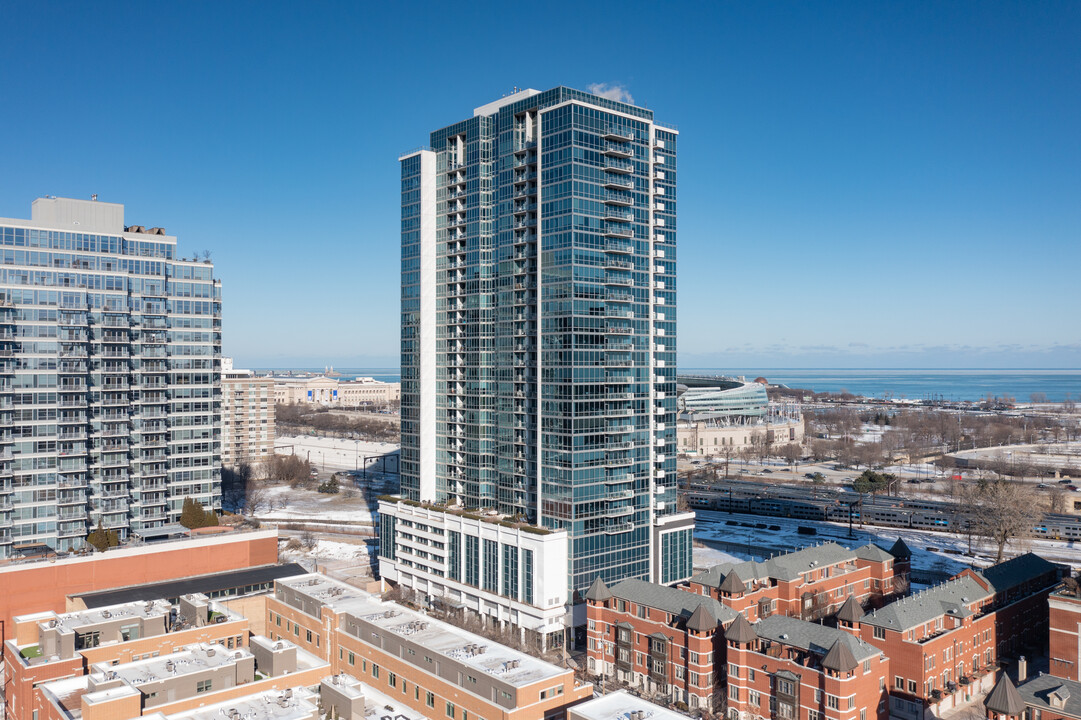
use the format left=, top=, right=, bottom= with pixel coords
left=256, top=483, right=382, bottom=524
left=692, top=507, right=1081, bottom=579
left=301, top=539, right=369, bottom=561
left=275, top=435, right=399, bottom=471
left=693, top=544, right=743, bottom=569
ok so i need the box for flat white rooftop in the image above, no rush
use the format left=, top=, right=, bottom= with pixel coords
left=279, top=574, right=567, bottom=687
left=91, top=643, right=247, bottom=686
left=21, top=599, right=173, bottom=632
left=321, top=674, right=427, bottom=720
left=569, top=690, right=690, bottom=720
left=164, top=686, right=319, bottom=720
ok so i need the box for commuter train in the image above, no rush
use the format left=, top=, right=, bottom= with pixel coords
left=685, top=485, right=1081, bottom=540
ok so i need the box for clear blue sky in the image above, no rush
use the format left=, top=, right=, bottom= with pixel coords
left=1, top=1, right=1077, bottom=370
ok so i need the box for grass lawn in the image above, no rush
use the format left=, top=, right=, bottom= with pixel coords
left=20, top=645, right=42, bottom=659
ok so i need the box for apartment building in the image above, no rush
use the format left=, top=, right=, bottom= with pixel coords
left=399, top=86, right=692, bottom=594
left=3, top=594, right=249, bottom=720
left=378, top=499, right=571, bottom=650
left=689, top=542, right=900, bottom=622
left=1049, top=584, right=1081, bottom=681
left=725, top=613, right=890, bottom=720
left=143, top=686, right=322, bottom=720
left=265, top=573, right=592, bottom=720
left=584, top=577, right=738, bottom=712
left=0, top=197, right=222, bottom=556
left=135, top=674, right=426, bottom=720
left=568, top=690, right=689, bottom=720
left=995, top=581, right=1081, bottom=720
left=34, top=636, right=329, bottom=720
left=0, top=529, right=279, bottom=647
left=855, top=553, right=1062, bottom=720
left=221, top=361, right=274, bottom=469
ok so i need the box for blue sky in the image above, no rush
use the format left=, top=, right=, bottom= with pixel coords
left=0, top=1, right=1077, bottom=370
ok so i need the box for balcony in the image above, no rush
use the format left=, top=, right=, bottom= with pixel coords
left=603, top=522, right=634, bottom=535
left=604, top=159, right=634, bottom=175
left=604, top=192, right=634, bottom=207
left=603, top=128, right=634, bottom=142
left=603, top=275, right=633, bottom=287
left=603, top=143, right=634, bottom=158
left=603, top=258, right=634, bottom=271
left=603, top=225, right=634, bottom=239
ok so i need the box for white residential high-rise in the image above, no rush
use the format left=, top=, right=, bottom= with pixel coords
left=0, top=197, right=222, bottom=557
left=392, top=87, right=694, bottom=595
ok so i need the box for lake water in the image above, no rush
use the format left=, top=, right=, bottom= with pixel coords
left=265, top=367, right=1081, bottom=403
left=683, top=368, right=1081, bottom=403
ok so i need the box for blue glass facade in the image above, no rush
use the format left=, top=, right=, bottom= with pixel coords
left=401, top=88, right=688, bottom=594
left=0, top=199, right=222, bottom=557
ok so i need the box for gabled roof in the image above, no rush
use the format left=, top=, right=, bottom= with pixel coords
left=719, top=569, right=746, bottom=594
left=724, top=613, right=757, bottom=643
left=978, top=553, right=1061, bottom=595
left=1017, top=673, right=1081, bottom=719
left=836, top=594, right=863, bottom=624
left=859, top=575, right=992, bottom=632
left=854, top=543, right=895, bottom=563
left=755, top=615, right=881, bottom=664
left=889, top=537, right=912, bottom=560
left=585, top=577, right=613, bottom=602
left=985, top=673, right=1026, bottom=716
left=691, top=542, right=857, bottom=587
left=607, top=578, right=739, bottom=625
left=821, top=639, right=860, bottom=673
left=686, top=604, right=717, bottom=633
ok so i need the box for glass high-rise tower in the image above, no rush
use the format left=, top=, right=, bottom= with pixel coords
left=400, top=87, right=693, bottom=593
left=0, top=197, right=222, bottom=558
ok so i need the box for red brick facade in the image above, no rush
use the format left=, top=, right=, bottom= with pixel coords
left=585, top=578, right=734, bottom=712
left=726, top=615, right=890, bottom=720
left=689, top=543, right=899, bottom=622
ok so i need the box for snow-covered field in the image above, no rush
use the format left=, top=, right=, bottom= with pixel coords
left=287, top=539, right=369, bottom=561
left=275, top=435, right=399, bottom=471
left=256, top=482, right=383, bottom=524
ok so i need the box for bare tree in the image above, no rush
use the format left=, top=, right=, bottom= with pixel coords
left=970, top=479, right=1038, bottom=563
left=779, top=443, right=802, bottom=471
left=245, top=480, right=270, bottom=515
left=300, top=530, right=318, bottom=551
left=1047, top=488, right=1067, bottom=515
left=719, top=444, right=735, bottom=479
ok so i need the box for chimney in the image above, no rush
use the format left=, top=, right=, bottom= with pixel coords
left=1018, top=655, right=1027, bottom=682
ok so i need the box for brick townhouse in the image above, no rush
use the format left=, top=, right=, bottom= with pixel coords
left=34, top=637, right=329, bottom=720
left=265, top=573, right=592, bottom=720
left=998, top=575, right=1081, bottom=720
left=585, top=577, right=738, bottom=713
left=3, top=594, right=249, bottom=720
left=690, top=541, right=902, bottom=622
left=725, top=613, right=890, bottom=720
left=854, top=552, right=1062, bottom=720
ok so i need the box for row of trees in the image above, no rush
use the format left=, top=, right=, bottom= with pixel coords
left=808, top=407, right=1079, bottom=460
left=180, top=497, right=219, bottom=529
left=275, top=404, right=399, bottom=443
left=85, top=496, right=218, bottom=552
